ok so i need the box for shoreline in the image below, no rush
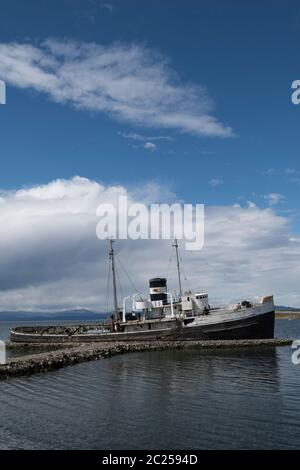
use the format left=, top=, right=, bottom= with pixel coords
left=0, top=338, right=293, bottom=381
left=275, top=312, right=300, bottom=319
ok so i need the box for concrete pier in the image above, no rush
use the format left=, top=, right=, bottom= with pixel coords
left=0, top=338, right=293, bottom=380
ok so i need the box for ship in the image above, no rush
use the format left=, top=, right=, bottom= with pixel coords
left=10, top=239, right=275, bottom=343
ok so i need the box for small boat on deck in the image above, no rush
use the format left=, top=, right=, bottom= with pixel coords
left=10, top=240, right=275, bottom=343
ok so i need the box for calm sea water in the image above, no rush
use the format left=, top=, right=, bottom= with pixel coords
left=0, top=320, right=98, bottom=359
left=0, top=320, right=299, bottom=449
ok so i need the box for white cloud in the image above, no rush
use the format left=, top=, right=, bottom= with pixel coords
left=199, top=150, right=215, bottom=155
left=99, top=3, right=115, bottom=13
left=209, top=177, right=223, bottom=187
left=0, top=176, right=299, bottom=310
left=265, top=168, right=276, bottom=176
left=143, top=142, right=156, bottom=151
left=284, top=168, right=300, bottom=186
left=118, top=132, right=172, bottom=142
left=0, top=39, right=234, bottom=138
left=119, top=132, right=168, bottom=152
left=264, top=193, right=285, bottom=206
left=285, top=168, right=297, bottom=175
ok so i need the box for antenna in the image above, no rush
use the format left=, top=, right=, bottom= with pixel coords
left=109, top=239, right=118, bottom=321
left=173, top=238, right=182, bottom=298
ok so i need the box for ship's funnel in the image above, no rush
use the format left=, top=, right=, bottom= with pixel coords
left=149, top=278, right=167, bottom=307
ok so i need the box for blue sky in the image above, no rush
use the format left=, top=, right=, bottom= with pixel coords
left=0, top=1, right=300, bottom=309
left=0, top=1, right=299, bottom=208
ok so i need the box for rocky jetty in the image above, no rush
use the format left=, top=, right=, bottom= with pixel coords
left=0, top=338, right=293, bottom=380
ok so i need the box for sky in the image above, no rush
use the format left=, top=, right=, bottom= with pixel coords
left=0, top=0, right=300, bottom=310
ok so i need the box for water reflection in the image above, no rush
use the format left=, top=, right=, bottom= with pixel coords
left=0, top=321, right=299, bottom=449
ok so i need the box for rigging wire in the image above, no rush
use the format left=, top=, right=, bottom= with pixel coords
left=115, top=261, right=124, bottom=308
left=179, top=252, right=191, bottom=292
left=104, top=254, right=111, bottom=322
left=165, top=250, right=174, bottom=285
left=115, top=254, right=139, bottom=294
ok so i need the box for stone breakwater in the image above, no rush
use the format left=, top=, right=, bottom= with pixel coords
left=0, top=338, right=293, bottom=381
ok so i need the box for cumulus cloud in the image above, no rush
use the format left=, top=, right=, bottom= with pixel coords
left=99, top=3, right=115, bottom=13
left=209, top=177, right=223, bottom=187
left=264, top=168, right=276, bottom=176
left=264, top=193, right=285, bottom=206
left=143, top=142, right=156, bottom=151
left=119, top=132, right=167, bottom=152
left=0, top=176, right=299, bottom=311
left=285, top=168, right=297, bottom=175
left=0, top=39, right=233, bottom=138
left=284, top=168, right=300, bottom=186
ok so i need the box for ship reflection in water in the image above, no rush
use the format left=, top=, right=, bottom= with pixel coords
left=0, top=321, right=299, bottom=450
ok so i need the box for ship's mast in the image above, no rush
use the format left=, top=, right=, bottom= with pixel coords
left=173, top=238, right=182, bottom=298
left=109, top=239, right=119, bottom=321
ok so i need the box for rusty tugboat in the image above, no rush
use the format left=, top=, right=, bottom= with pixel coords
left=10, top=240, right=275, bottom=344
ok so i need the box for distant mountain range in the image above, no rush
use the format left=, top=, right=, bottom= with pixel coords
left=0, top=305, right=299, bottom=321
left=0, top=308, right=107, bottom=322
left=275, top=306, right=300, bottom=312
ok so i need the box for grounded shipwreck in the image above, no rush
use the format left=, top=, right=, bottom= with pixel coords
left=10, top=240, right=275, bottom=344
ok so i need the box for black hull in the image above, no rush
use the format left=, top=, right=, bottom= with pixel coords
left=10, top=310, right=275, bottom=343
left=176, top=310, right=275, bottom=341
